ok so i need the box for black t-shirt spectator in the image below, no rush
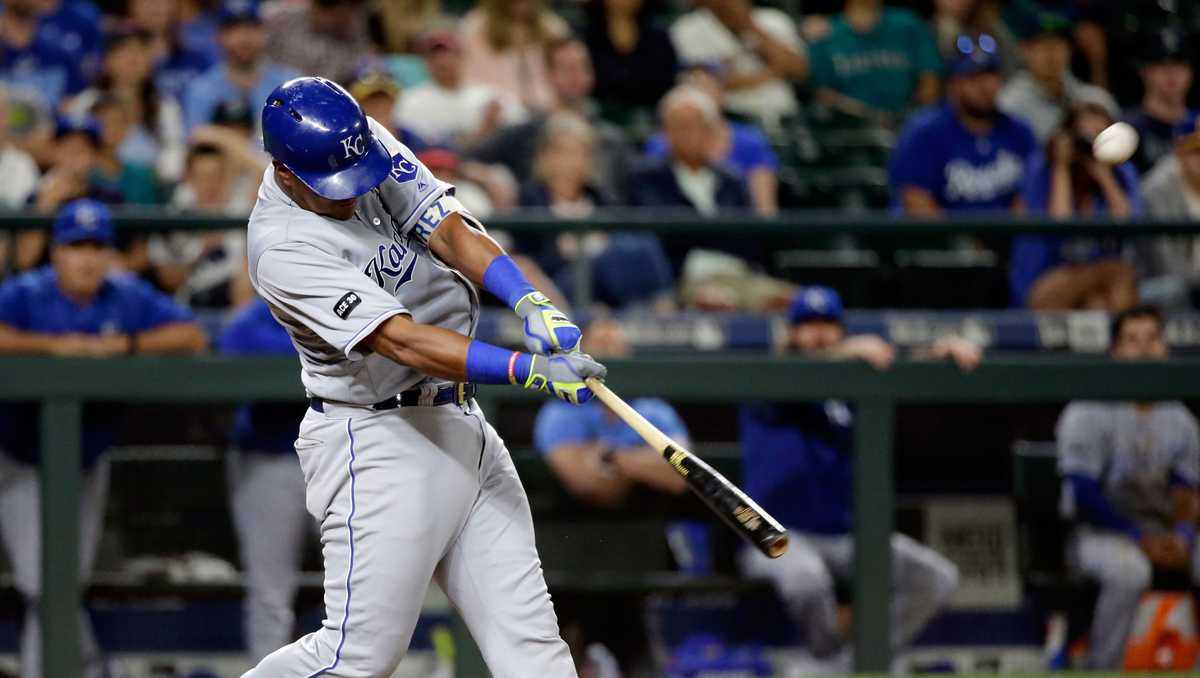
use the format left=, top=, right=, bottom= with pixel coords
left=583, top=8, right=678, bottom=111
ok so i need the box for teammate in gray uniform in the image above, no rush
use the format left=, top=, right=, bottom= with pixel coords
left=242, top=77, right=603, bottom=678
left=1057, top=304, right=1200, bottom=670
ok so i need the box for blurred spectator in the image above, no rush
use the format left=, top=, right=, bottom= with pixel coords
left=0, top=200, right=205, bottom=678
left=0, top=0, right=85, bottom=110
left=520, top=112, right=606, bottom=216
left=583, top=0, right=678, bottom=114
left=188, top=97, right=270, bottom=200
left=467, top=36, right=634, bottom=203
left=1056, top=305, right=1200, bottom=670
left=630, top=86, right=799, bottom=311
left=67, top=29, right=188, bottom=186
left=459, top=0, right=569, bottom=116
left=148, top=143, right=255, bottom=309
left=89, top=94, right=162, bottom=205
left=889, top=34, right=1037, bottom=215
left=931, top=0, right=1018, bottom=78
left=1015, top=0, right=1113, bottom=89
left=644, top=68, right=779, bottom=215
left=739, top=286, right=965, bottom=660
left=35, top=116, right=121, bottom=211
left=178, top=0, right=223, bottom=65
left=807, top=0, right=942, bottom=126
left=0, top=84, right=39, bottom=275
left=350, top=71, right=402, bottom=131
left=370, top=0, right=443, bottom=53
left=217, top=298, right=308, bottom=662
left=669, top=0, right=807, bottom=131
left=628, top=85, right=749, bottom=217
left=1124, top=30, right=1197, bottom=175
left=348, top=71, right=432, bottom=151
left=418, top=146, right=495, bottom=217
left=136, top=0, right=219, bottom=103
left=396, top=26, right=521, bottom=148
left=35, top=0, right=103, bottom=81
left=0, top=85, right=39, bottom=209
left=1010, top=100, right=1141, bottom=310
left=1136, top=122, right=1200, bottom=309
left=998, top=12, right=1118, bottom=143
left=263, top=0, right=375, bottom=85
left=534, top=319, right=687, bottom=507
left=518, top=111, right=675, bottom=310
left=16, top=116, right=119, bottom=272
left=182, top=3, right=299, bottom=131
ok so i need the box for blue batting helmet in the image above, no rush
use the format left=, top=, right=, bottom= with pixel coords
left=262, top=77, right=393, bottom=200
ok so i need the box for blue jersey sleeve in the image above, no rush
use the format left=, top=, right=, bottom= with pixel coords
left=0, top=280, right=30, bottom=329
left=732, top=124, right=779, bottom=172
left=533, top=402, right=595, bottom=455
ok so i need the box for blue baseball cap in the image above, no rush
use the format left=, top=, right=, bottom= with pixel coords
left=217, top=0, right=260, bottom=27
left=948, top=34, right=1001, bottom=78
left=53, top=200, right=114, bottom=246
left=54, top=115, right=101, bottom=144
left=788, top=286, right=844, bottom=325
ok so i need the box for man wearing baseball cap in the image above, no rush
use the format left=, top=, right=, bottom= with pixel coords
left=1125, top=29, right=1197, bottom=174
left=737, top=287, right=977, bottom=663
left=0, top=200, right=205, bottom=678
left=182, top=1, right=299, bottom=131
left=890, top=34, right=1038, bottom=215
left=998, top=11, right=1119, bottom=143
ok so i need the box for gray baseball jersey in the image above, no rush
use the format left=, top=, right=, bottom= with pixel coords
left=248, top=117, right=480, bottom=404
left=1057, top=401, right=1200, bottom=530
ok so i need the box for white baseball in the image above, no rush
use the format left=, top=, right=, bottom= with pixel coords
left=1092, top=122, right=1139, bottom=165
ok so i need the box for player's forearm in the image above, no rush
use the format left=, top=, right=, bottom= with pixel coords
left=365, top=315, right=473, bottom=381
left=134, top=322, right=208, bottom=354
left=611, top=447, right=689, bottom=495
left=0, top=324, right=68, bottom=354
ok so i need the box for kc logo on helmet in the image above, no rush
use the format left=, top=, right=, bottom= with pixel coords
left=341, top=134, right=366, bottom=159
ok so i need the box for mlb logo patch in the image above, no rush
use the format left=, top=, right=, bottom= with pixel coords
left=334, top=292, right=362, bottom=319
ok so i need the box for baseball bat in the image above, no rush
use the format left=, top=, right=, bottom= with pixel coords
left=585, top=377, right=789, bottom=559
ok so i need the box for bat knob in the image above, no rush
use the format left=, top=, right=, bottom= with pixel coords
left=765, top=533, right=789, bottom=559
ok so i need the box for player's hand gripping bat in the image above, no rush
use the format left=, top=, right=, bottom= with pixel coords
left=585, top=377, right=788, bottom=558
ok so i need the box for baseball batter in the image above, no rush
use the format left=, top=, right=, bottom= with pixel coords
left=242, top=77, right=604, bottom=678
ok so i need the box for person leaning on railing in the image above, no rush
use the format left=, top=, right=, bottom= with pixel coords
left=0, top=200, right=207, bottom=678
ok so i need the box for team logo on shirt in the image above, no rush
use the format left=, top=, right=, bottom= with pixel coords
left=364, top=241, right=417, bottom=292
left=390, top=154, right=419, bottom=184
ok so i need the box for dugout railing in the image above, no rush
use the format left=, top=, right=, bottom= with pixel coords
left=5, top=355, right=1200, bottom=676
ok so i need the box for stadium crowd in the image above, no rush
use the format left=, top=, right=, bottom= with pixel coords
left=0, top=0, right=1194, bottom=315
left=1, top=1, right=1200, bottom=676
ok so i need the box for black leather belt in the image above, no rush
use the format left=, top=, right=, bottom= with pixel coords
left=310, top=383, right=476, bottom=413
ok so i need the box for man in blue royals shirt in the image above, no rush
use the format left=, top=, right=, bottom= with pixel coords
left=889, top=34, right=1038, bottom=215
left=217, top=298, right=313, bottom=663
left=0, top=200, right=206, bottom=678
